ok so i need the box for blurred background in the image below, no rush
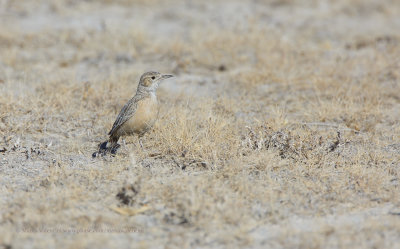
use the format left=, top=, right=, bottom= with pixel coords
left=1, top=0, right=399, bottom=91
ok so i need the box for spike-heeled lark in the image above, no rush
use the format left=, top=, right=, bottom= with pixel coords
left=93, top=71, right=173, bottom=157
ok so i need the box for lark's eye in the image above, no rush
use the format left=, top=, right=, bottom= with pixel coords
left=151, top=76, right=156, bottom=80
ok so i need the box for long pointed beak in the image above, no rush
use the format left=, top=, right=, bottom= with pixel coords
left=161, top=74, right=174, bottom=80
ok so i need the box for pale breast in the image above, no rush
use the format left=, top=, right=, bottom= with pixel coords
left=119, top=94, right=158, bottom=136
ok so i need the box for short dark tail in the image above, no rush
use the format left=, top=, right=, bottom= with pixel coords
left=92, top=135, right=120, bottom=157
left=107, top=135, right=121, bottom=154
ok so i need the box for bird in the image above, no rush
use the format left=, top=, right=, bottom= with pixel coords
left=93, top=71, right=173, bottom=157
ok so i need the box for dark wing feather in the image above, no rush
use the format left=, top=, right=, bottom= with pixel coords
left=108, top=95, right=141, bottom=136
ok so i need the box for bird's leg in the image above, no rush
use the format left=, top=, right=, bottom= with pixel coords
left=139, top=139, right=144, bottom=150
left=138, top=136, right=144, bottom=150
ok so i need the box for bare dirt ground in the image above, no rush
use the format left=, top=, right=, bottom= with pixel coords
left=1, top=0, right=400, bottom=248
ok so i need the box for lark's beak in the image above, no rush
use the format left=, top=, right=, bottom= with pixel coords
left=161, top=74, right=174, bottom=80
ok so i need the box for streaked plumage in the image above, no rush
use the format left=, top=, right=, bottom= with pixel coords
left=93, top=71, right=173, bottom=157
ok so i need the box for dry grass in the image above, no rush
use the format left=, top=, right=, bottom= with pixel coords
left=0, top=0, right=400, bottom=248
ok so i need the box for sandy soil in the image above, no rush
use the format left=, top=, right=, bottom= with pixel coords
left=1, top=0, right=400, bottom=248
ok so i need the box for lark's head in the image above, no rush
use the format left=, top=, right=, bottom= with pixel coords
left=137, top=71, right=173, bottom=93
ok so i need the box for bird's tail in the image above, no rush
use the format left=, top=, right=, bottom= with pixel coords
left=107, top=135, right=120, bottom=154
left=92, top=135, right=120, bottom=157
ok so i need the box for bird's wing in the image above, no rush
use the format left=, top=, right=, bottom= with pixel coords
left=108, top=95, right=141, bottom=136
